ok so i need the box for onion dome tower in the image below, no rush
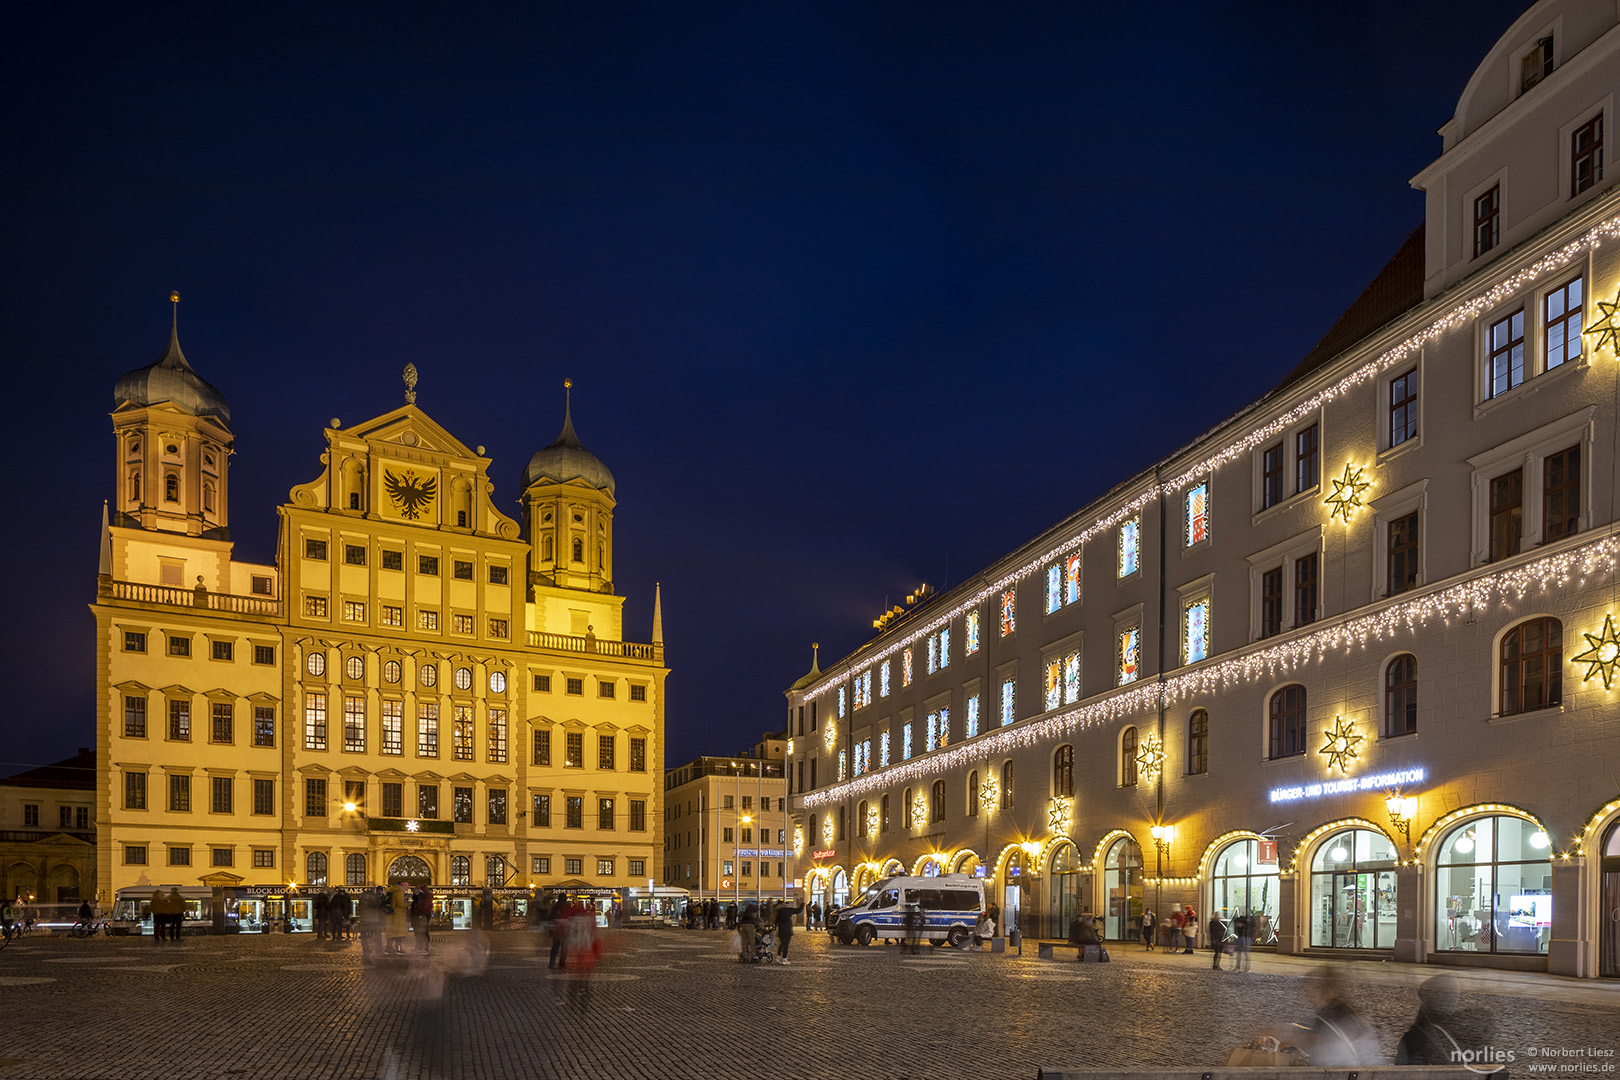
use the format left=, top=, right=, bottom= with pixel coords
left=521, top=380, right=616, bottom=592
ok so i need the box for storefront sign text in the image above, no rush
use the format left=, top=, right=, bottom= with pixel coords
left=1269, top=766, right=1426, bottom=803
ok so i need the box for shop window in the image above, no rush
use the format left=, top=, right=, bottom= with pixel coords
left=1435, top=815, right=1552, bottom=954
left=1499, top=617, right=1562, bottom=716
left=1309, top=828, right=1398, bottom=948
left=1210, top=839, right=1279, bottom=945
left=1385, top=655, right=1418, bottom=737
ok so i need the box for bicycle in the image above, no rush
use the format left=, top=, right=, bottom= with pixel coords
left=71, top=918, right=110, bottom=939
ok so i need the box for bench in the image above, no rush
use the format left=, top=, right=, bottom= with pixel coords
left=1035, top=939, right=1074, bottom=960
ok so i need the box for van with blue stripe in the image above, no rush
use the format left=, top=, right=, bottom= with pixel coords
left=832, top=874, right=984, bottom=947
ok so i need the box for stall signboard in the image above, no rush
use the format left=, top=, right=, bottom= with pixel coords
left=811, top=849, right=838, bottom=861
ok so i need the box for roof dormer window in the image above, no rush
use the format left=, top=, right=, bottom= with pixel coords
left=1519, top=35, right=1552, bottom=94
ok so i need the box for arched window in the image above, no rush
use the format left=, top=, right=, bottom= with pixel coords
left=1187, top=709, right=1208, bottom=775
left=1500, top=618, right=1562, bottom=716
left=129, top=470, right=141, bottom=503
left=451, top=855, right=471, bottom=886
left=880, top=793, right=891, bottom=832
left=1000, top=760, right=1014, bottom=809
left=857, top=800, right=869, bottom=838
left=1102, top=837, right=1142, bottom=940
left=1120, top=726, right=1138, bottom=787
left=1211, top=839, right=1279, bottom=945
left=930, top=779, right=945, bottom=823
left=1053, top=745, right=1074, bottom=797
left=902, top=788, right=914, bottom=828
left=165, top=473, right=179, bottom=502
left=1385, top=655, right=1417, bottom=736
left=542, top=534, right=553, bottom=562
left=306, top=851, right=328, bottom=887
left=202, top=481, right=214, bottom=513
left=571, top=537, right=584, bottom=563
left=1435, top=815, right=1551, bottom=954
left=966, top=770, right=979, bottom=817
left=345, top=852, right=366, bottom=886
left=1268, top=685, right=1307, bottom=759
left=1309, top=828, right=1398, bottom=948
left=837, top=805, right=846, bottom=840
left=486, top=856, right=506, bottom=887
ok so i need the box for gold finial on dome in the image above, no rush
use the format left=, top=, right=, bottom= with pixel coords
left=170, top=290, right=180, bottom=304
left=564, top=377, right=572, bottom=389
left=403, top=363, right=419, bottom=405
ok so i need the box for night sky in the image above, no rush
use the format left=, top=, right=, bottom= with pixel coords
left=2, top=0, right=1534, bottom=773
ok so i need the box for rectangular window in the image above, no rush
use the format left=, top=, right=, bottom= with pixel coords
left=1044, top=659, right=1062, bottom=711
left=305, top=538, right=328, bottom=560
left=211, top=701, right=233, bottom=744
left=1045, top=564, right=1062, bottom=614
left=565, top=731, right=583, bottom=768
left=253, top=849, right=276, bottom=868
left=380, top=605, right=402, bottom=627
left=124, top=696, right=147, bottom=738
left=211, top=776, right=232, bottom=814
left=125, top=844, right=147, bottom=865
left=453, top=559, right=474, bottom=581
left=1544, top=276, right=1584, bottom=371
left=1260, top=567, right=1284, bottom=638
left=597, top=734, right=615, bottom=770
left=168, top=773, right=190, bottom=812
left=1294, top=552, right=1319, bottom=627
left=1118, top=518, right=1139, bottom=577
left=417, top=702, right=439, bottom=757
left=533, top=793, right=551, bottom=827
left=452, top=706, right=473, bottom=761
left=487, top=707, right=507, bottom=763
left=343, top=544, right=366, bottom=566
left=965, top=611, right=980, bottom=655
left=168, top=634, right=191, bottom=657
left=1487, top=310, right=1526, bottom=399
left=1002, top=587, right=1018, bottom=636
left=1295, top=423, right=1319, bottom=493
left=533, top=727, right=551, bottom=766
left=454, top=785, right=474, bottom=823
left=305, top=778, right=327, bottom=818
left=566, top=677, right=584, bottom=696
left=381, top=549, right=403, bottom=571
left=1063, top=652, right=1080, bottom=705
left=489, top=788, right=508, bottom=825
left=1187, top=710, right=1208, bottom=775
left=630, top=799, right=646, bottom=831
left=565, top=858, right=583, bottom=876
left=452, top=613, right=475, bottom=634
left=1544, top=445, right=1581, bottom=542
left=1186, top=482, right=1209, bottom=546
left=343, top=600, right=366, bottom=623
left=565, top=797, right=583, bottom=829
left=168, top=699, right=191, bottom=741
left=1572, top=114, right=1604, bottom=197
left=597, top=858, right=614, bottom=877
left=304, top=692, right=327, bottom=751
left=254, top=644, right=276, bottom=665
left=382, top=782, right=403, bottom=818
left=304, top=596, right=328, bottom=618
left=251, top=575, right=273, bottom=596
left=598, top=798, right=615, bottom=830
left=999, top=677, right=1015, bottom=727
left=343, top=696, right=365, bottom=752
left=253, top=778, right=275, bottom=815
left=380, top=700, right=402, bottom=754
left=211, top=639, right=233, bottom=661
left=1388, top=511, right=1420, bottom=595
left=1064, top=553, right=1081, bottom=605
left=213, top=847, right=234, bottom=868
left=1184, top=597, right=1210, bottom=664
left=1490, top=468, right=1524, bottom=561
left=488, top=617, right=509, bottom=639
left=630, top=858, right=645, bottom=877
left=1118, top=627, right=1140, bottom=684
left=598, top=681, right=616, bottom=699
left=419, top=783, right=439, bottom=819
left=1473, top=185, right=1500, bottom=259
left=167, top=846, right=191, bottom=866
left=628, top=683, right=647, bottom=703
left=1389, top=367, right=1418, bottom=447
left=488, top=565, right=508, bottom=585
left=901, top=650, right=913, bottom=688
left=124, top=630, right=147, bottom=652
left=253, top=706, right=276, bottom=747
left=1262, top=443, right=1283, bottom=508
left=534, top=674, right=552, bottom=693
left=418, top=555, right=439, bottom=576
left=629, top=737, right=647, bottom=772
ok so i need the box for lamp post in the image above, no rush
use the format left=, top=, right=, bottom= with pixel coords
left=1385, top=792, right=1416, bottom=851
left=1150, top=823, right=1175, bottom=945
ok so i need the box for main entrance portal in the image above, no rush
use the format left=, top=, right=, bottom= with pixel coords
left=386, top=855, right=433, bottom=886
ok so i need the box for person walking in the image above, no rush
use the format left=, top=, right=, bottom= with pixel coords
left=357, top=888, right=383, bottom=963
left=1395, top=974, right=1497, bottom=1066
left=313, top=891, right=331, bottom=942
left=1233, top=912, right=1253, bottom=972
left=166, top=888, right=187, bottom=941
left=1209, top=911, right=1228, bottom=970
left=773, top=898, right=804, bottom=963
left=1182, top=904, right=1199, bottom=954
left=331, top=888, right=353, bottom=942
left=737, top=903, right=759, bottom=963
left=384, top=881, right=409, bottom=955
left=410, top=886, right=432, bottom=954
left=1283, top=966, right=1384, bottom=1066
left=549, top=895, right=569, bottom=970
left=726, top=901, right=738, bottom=931
left=149, top=887, right=166, bottom=942
left=1141, top=908, right=1157, bottom=950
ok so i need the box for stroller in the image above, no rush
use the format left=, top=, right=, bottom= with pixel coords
left=754, top=923, right=778, bottom=964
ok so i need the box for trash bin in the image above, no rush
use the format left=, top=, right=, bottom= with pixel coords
left=1008, top=927, right=1022, bottom=948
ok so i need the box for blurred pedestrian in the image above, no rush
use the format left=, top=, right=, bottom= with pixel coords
left=1167, top=903, right=1184, bottom=951
left=549, top=896, right=569, bottom=970
left=726, top=901, right=738, bottom=930
left=166, top=888, right=187, bottom=941
left=148, top=888, right=165, bottom=942
left=1285, top=966, right=1384, bottom=1066
left=1209, top=911, right=1228, bottom=970
left=384, top=881, right=409, bottom=954
left=1141, top=908, right=1157, bottom=950
left=358, top=888, right=383, bottom=963
left=410, top=886, right=432, bottom=954
left=314, top=891, right=330, bottom=942
left=774, top=898, right=804, bottom=963
left=737, top=903, right=758, bottom=963
left=331, top=888, right=353, bottom=941
left=1396, top=974, right=1497, bottom=1067
left=1233, top=913, right=1253, bottom=972
left=1182, top=904, right=1199, bottom=954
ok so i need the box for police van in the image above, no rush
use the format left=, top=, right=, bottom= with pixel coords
left=832, top=874, right=984, bottom=947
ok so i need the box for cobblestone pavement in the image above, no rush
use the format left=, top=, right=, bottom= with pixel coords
left=1, top=929, right=1616, bottom=1080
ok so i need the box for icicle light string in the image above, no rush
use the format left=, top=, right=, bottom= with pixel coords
left=799, top=210, right=1620, bottom=707
left=801, top=531, right=1620, bottom=809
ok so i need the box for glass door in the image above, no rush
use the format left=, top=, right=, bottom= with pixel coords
left=1602, top=821, right=1620, bottom=977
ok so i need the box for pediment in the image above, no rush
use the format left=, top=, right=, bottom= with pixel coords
left=346, top=405, right=479, bottom=461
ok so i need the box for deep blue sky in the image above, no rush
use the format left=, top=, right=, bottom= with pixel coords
left=1, top=0, right=1532, bottom=772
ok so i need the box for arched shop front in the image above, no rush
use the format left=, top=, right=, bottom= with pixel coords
left=1432, top=813, right=1551, bottom=956
left=1601, top=818, right=1620, bottom=978
left=1307, top=827, right=1399, bottom=950
left=1102, top=835, right=1142, bottom=942
left=1046, top=840, right=1087, bottom=939
left=1208, top=837, right=1280, bottom=946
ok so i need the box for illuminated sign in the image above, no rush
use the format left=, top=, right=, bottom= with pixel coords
left=734, top=849, right=788, bottom=858
left=1269, top=766, right=1425, bottom=803
left=811, top=849, right=839, bottom=861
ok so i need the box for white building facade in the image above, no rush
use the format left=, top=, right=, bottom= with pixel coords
left=786, top=0, right=1620, bottom=978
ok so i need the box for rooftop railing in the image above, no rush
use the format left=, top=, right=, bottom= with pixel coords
left=103, top=578, right=282, bottom=616
left=526, top=631, right=661, bottom=661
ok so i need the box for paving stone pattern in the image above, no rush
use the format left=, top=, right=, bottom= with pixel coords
left=1, top=930, right=1616, bottom=1080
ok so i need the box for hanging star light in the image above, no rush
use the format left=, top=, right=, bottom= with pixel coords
left=911, top=793, right=928, bottom=828
left=1319, top=715, right=1364, bottom=774
left=864, top=805, right=879, bottom=838
left=1325, top=464, right=1371, bottom=523
left=1586, top=290, right=1620, bottom=357
left=979, top=777, right=999, bottom=814
left=405, top=819, right=420, bottom=832
left=1136, top=733, right=1165, bottom=782
left=1048, top=796, right=1073, bottom=832
left=793, top=825, right=804, bottom=855
left=1571, top=612, right=1620, bottom=689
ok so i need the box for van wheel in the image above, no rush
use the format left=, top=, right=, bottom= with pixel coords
left=856, top=925, right=875, bottom=946
left=946, top=926, right=968, bottom=948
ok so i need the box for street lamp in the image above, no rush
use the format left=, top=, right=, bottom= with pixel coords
left=1150, top=823, right=1175, bottom=946
left=1385, top=791, right=1417, bottom=848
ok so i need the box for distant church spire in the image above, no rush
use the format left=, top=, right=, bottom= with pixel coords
left=652, top=582, right=663, bottom=646
left=98, top=500, right=113, bottom=578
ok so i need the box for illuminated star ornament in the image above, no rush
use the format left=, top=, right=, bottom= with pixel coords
left=1319, top=715, right=1364, bottom=774
left=1048, top=797, right=1073, bottom=832
left=405, top=819, right=420, bottom=832
left=864, top=806, right=879, bottom=838
left=911, top=794, right=928, bottom=827
left=1135, top=733, right=1165, bottom=782
left=1325, top=464, right=1370, bottom=523
left=979, top=778, right=999, bottom=814
left=1571, top=612, right=1620, bottom=690
left=1586, top=290, right=1620, bottom=357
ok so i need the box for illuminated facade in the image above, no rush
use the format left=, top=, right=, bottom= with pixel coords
left=93, top=322, right=666, bottom=914
left=1, top=749, right=97, bottom=908
left=662, top=733, right=795, bottom=908
left=789, top=0, right=1620, bottom=977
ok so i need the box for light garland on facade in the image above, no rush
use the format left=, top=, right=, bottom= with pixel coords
left=910, top=793, right=928, bottom=830
left=1318, top=715, right=1364, bottom=774
left=1575, top=798, right=1620, bottom=853
left=795, top=206, right=1620, bottom=710
left=1587, top=288, right=1620, bottom=355
left=803, top=531, right=1620, bottom=809
left=1048, top=796, right=1073, bottom=832
left=1412, top=803, right=1545, bottom=860
left=1324, top=464, right=1371, bottom=523
left=1090, top=829, right=1135, bottom=869
left=1286, top=817, right=1388, bottom=873
left=1194, top=830, right=1270, bottom=881
left=1570, top=612, right=1620, bottom=689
